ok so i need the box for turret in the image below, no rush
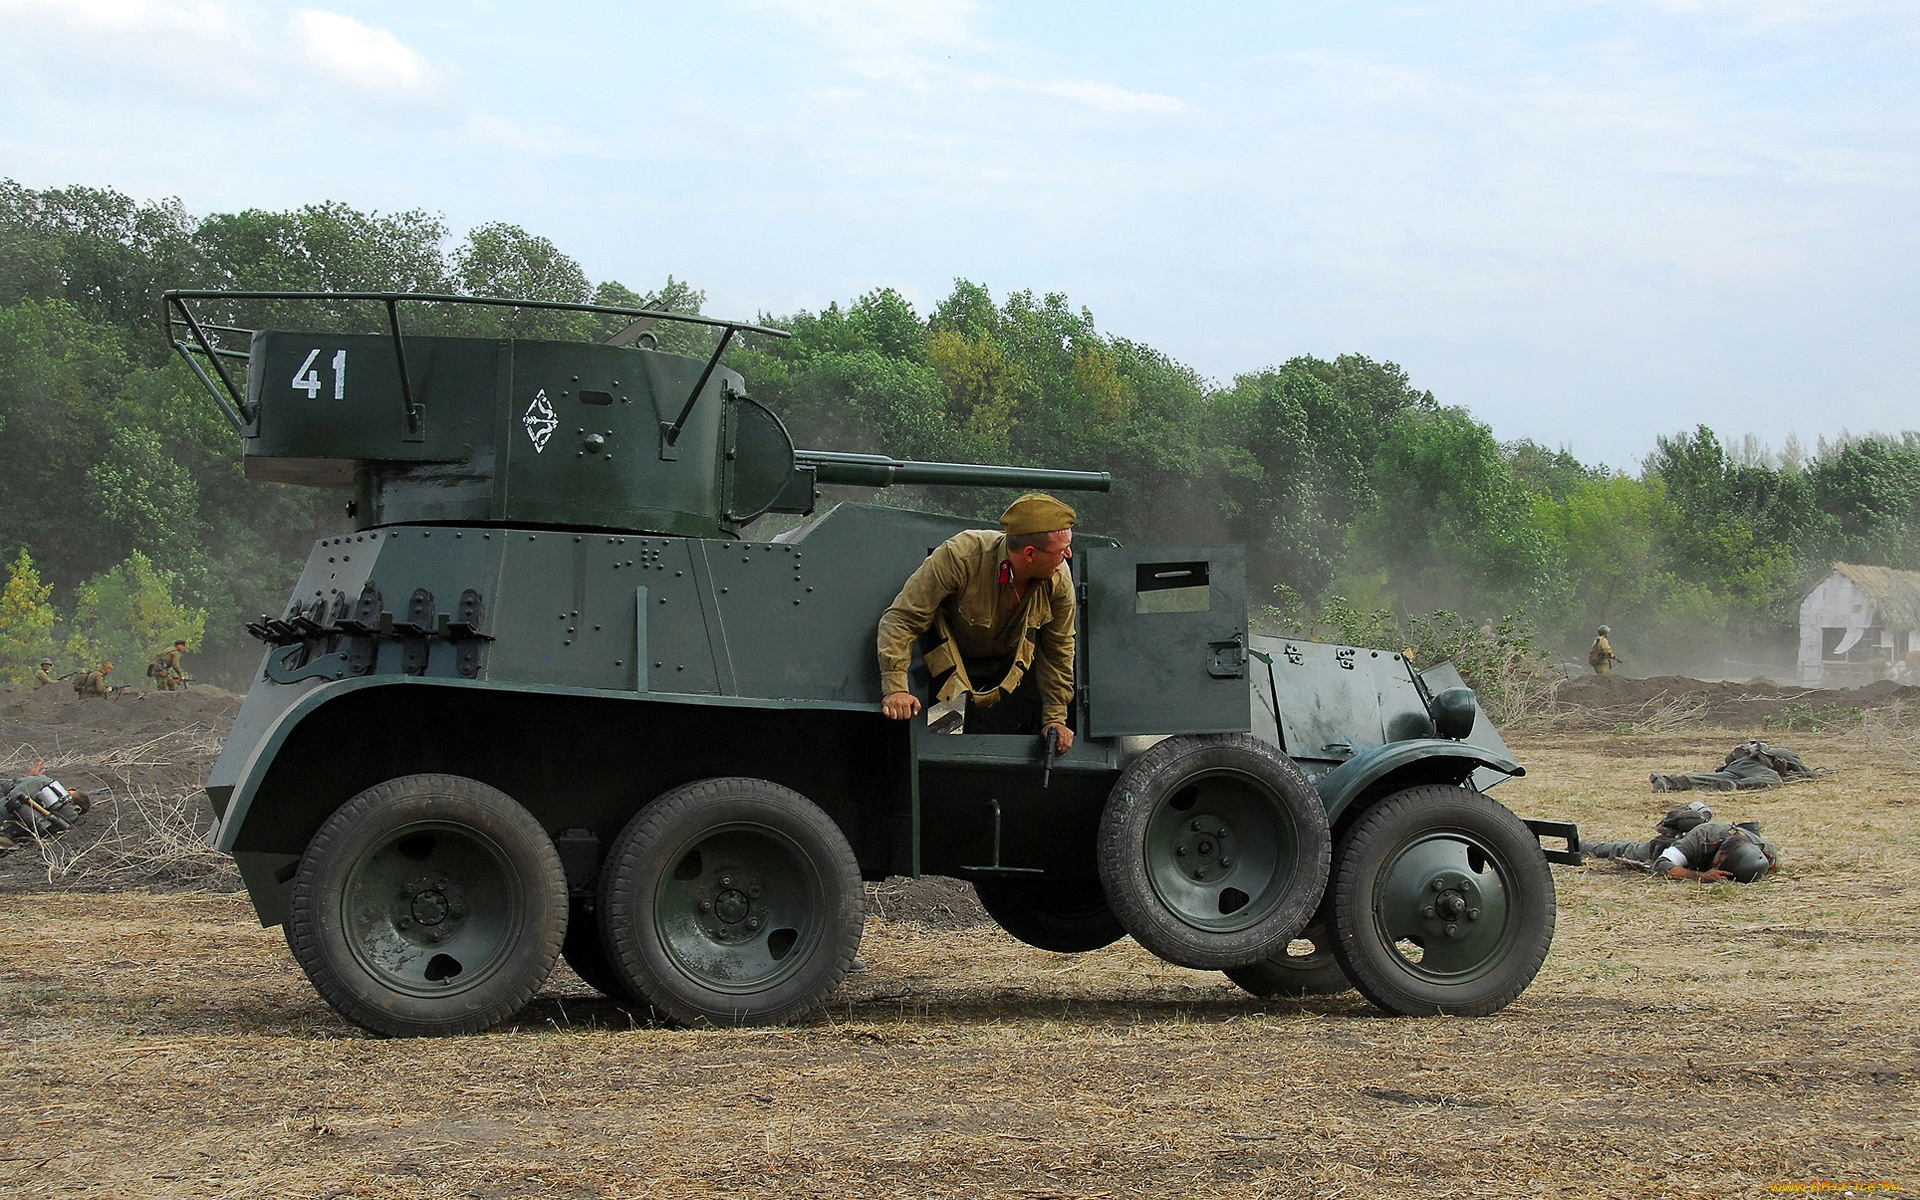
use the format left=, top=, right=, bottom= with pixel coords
left=165, top=291, right=1110, bottom=539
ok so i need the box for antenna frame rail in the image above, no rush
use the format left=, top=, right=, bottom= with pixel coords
left=161, top=289, right=790, bottom=437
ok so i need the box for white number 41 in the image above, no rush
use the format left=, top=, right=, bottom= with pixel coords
left=291, top=348, right=348, bottom=400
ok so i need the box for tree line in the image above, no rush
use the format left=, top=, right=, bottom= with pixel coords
left=3, top=178, right=1917, bottom=687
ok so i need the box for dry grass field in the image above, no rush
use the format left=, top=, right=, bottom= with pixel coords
left=3, top=698, right=1917, bottom=1198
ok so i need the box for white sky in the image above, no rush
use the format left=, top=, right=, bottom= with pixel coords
left=2, top=0, right=1915, bottom=469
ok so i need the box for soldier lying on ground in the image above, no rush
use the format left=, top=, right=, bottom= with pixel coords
left=1649, top=740, right=1820, bottom=792
left=1584, top=801, right=1779, bottom=882
left=0, top=761, right=93, bottom=854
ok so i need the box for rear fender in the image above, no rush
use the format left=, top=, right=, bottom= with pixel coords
left=209, top=677, right=903, bottom=926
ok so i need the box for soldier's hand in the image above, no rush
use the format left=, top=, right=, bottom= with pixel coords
left=1043, top=721, right=1074, bottom=755
left=1700, top=867, right=1733, bottom=883
left=881, top=691, right=922, bottom=720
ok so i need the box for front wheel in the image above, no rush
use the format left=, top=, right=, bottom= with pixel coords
left=287, top=774, right=569, bottom=1037
left=599, top=778, right=864, bottom=1027
left=1328, top=785, right=1555, bottom=1017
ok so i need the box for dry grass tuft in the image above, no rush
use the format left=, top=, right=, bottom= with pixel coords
left=2, top=724, right=238, bottom=893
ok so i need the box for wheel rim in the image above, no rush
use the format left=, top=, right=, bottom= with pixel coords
left=341, top=820, right=526, bottom=999
left=1370, top=829, right=1517, bottom=982
left=653, top=822, right=827, bottom=995
left=1142, top=768, right=1296, bottom=933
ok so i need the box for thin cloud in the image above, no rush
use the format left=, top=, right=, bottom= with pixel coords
left=1026, top=79, right=1190, bottom=115
left=463, top=113, right=601, bottom=156
left=0, top=0, right=263, bottom=95
left=743, top=0, right=1188, bottom=115
left=294, top=10, right=435, bottom=96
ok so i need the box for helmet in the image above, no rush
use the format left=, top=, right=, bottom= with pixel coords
left=1597, top=625, right=1611, bottom=636
left=40, top=657, right=52, bottom=667
left=1718, top=830, right=1773, bottom=883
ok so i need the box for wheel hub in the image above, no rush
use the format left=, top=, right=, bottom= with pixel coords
left=1416, top=872, right=1482, bottom=940
left=1172, top=818, right=1234, bottom=882
left=397, top=873, right=469, bottom=942
left=695, top=871, right=767, bottom=944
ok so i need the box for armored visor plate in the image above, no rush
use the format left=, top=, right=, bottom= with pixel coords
left=1083, top=545, right=1251, bottom=737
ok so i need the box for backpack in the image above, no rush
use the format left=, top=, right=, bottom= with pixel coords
left=147, top=655, right=166, bottom=679
left=1655, top=800, right=1714, bottom=839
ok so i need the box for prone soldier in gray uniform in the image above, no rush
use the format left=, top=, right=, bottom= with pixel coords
left=0, top=762, right=92, bottom=854
left=1650, top=741, right=1819, bottom=792
left=1585, top=801, right=1779, bottom=882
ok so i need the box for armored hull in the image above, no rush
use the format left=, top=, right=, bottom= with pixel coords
left=171, top=290, right=1578, bottom=1034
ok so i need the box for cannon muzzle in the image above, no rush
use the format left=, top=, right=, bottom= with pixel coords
left=796, top=451, right=1112, bottom=493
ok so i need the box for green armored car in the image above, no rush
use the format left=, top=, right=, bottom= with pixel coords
left=168, top=291, right=1580, bottom=1037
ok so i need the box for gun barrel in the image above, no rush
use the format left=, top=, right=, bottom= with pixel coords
left=796, top=451, right=1112, bottom=494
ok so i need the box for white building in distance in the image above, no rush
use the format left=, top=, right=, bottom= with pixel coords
left=1798, top=563, right=1920, bottom=688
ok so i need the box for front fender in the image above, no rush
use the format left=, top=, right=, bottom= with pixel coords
left=205, top=673, right=404, bottom=852
left=1312, top=738, right=1525, bottom=827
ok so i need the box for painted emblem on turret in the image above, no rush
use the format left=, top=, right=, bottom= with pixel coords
left=523, top=391, right=558, bottom=452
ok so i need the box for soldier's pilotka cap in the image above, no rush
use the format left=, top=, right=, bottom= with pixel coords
left=1001, top=493, right=1076, bottom=536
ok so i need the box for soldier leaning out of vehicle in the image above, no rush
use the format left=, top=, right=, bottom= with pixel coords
left=877, top=492, right=1078, bottom=753
left=1584, top=801, right=1779, bottom=883
left=0, top=761, right=92, bottom=854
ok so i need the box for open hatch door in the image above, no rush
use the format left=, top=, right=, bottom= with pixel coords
left=1082, top=545, right=1251, bottom=738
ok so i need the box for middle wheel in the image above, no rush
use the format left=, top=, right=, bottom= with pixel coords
left=1097, top=734, right=1331, bottom=970
left=599, top=777, right=865, bottom=1027
left=973, top=877, right=1126, bottom=953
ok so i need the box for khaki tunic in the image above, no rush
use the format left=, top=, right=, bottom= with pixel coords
left=74, top=670, right=111, bottom=698
left=158, top=647, right=184, bottom=689
left=877, top=529, right=1076, bottom=727
left=32, top=667, right=56, bottom=688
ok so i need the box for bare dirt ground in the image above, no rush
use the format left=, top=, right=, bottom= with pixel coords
left=1, top=682, right=1916, bottom=1198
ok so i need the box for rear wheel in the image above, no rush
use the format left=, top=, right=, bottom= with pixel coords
left=974, top=878, right=1125, bottom=953
left=561, top=898, right=643, bottom=1005
left=1097, top=734, right=1330, bottom=970
left=1328, top=785, right=1555, bottom=1017
left=1223, top=902, right=1352, bottom=998
left=600, top=778, right=864, bottom=1027
left=287, top=774, right=568, bottom=1037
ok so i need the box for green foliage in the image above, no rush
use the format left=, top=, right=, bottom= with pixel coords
left=0, top=549, right=58, bottom=678
left=1358, top=406, right=1564, bottom=618
left=1761, top=701, right=1863, bottom=734
left=62, top=550, right=206, bottom=675
left=1506, top=439, right=1608, bottom=500
left=5, top=176, right=1920, bottom=691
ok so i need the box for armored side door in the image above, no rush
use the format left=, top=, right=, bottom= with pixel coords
left=1081, top=545, right=1251, bottom=737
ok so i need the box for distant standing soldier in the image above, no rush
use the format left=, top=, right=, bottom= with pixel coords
left=32, top=658, right=58, bottom=688
left=152, top=640, right=188, bottom=690
left=1588, top=625, right=1620, bottom=675
left=73, top=661, right=115, bottom=698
